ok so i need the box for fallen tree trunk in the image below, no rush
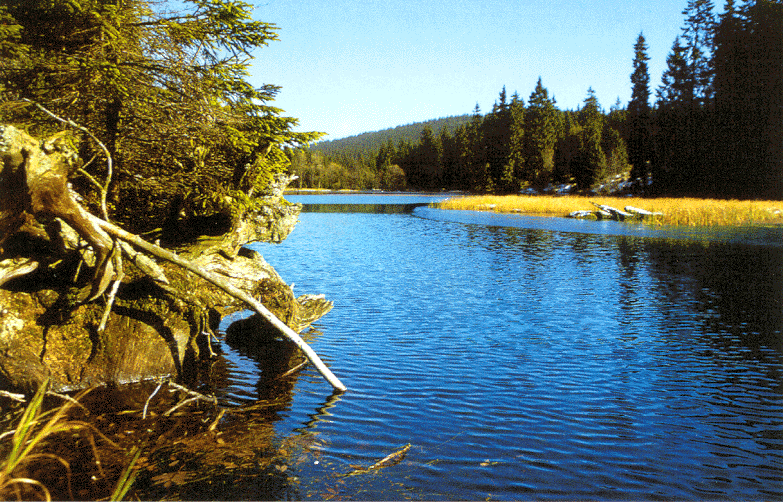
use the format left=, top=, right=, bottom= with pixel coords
left=624, top=205, right=663, bottom=218
left=87, top=213, right=347, bottom=392
left=591, top=202, right=635, bottom=221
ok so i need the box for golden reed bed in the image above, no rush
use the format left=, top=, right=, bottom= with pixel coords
left=436, top=195, right=783, bottom=227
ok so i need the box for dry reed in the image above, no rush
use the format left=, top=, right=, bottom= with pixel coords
left=436, top=195, right=783, bottom=227
left=0, top=380, right=139, bottom=501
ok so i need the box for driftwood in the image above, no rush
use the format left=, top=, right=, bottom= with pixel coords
left=568, top=203, right=663, bottom=221
left=624, top=205, right=663, bottom=218
left=342, top=443, right=412, bottom=477
left=590, top=202, right=635, bottom=221
left=0, top=125, right=116, bottom=300
left=1, top=124, right=346, bottom=392
left=87, top=214, right=347, bottom=392
left=568, top=210, right=595, bottom=219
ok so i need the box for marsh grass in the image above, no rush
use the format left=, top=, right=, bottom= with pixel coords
left=0, top=380, right=139, bottom=501
left=436, top=195, right=783, bottom=227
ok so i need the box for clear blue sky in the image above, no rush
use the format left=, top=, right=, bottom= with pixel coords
left=248, top=0, right=690, bottom=141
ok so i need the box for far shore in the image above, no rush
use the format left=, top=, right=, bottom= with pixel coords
left=435, top=194, right=783, bottom=228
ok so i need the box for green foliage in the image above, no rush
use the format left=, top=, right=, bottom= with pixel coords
left=651, top=0, right=781, bottom=198
left=657, top=37, right=691, bottom=106
left=681, top=0, right=716, bottom=105
left=0, top=0, right=322, bottom=233
left=628, top=33, right=652, bottom=184
left=507, top=93, right=525, bottom=186
left=523, top=78, right=558, bottom=186
left=283, top=0, right=779, bottom=199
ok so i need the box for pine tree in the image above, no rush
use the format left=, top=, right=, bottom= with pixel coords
left=712, top=0, right=746, bottom=195
left=524, top=78, right=558, bottom=186
left=507, top=92, right=525, bottom=190
left=466, top=104, right=488, bottom=191
left=483, top=87, right=513, bottom=192
left=413, top=126, right=442, bottom=189
left=0, top=0, right=320, bottom=231
left=743, top=0, right=783, bottom=199
left=712, top=0, right=783, bottom=198
left=628, top=33, right=652, bottom=186
left=654, top=36, right=694, bottom=194
left=657, top=37, right=691, bottom=106
left=574, top=88, right=608, bottom=189
left=439, top=128, right=459, bottom=190
left=681, top=0, right=716, bottom=106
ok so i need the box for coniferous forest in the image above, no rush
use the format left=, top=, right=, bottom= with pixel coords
left=292, top=0, right=782, bottom=200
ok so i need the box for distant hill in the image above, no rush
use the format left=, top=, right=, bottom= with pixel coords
left=310, top=114, right=473, bottom=159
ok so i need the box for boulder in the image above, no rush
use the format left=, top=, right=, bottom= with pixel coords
left=0, top=128, right=329, bottom=393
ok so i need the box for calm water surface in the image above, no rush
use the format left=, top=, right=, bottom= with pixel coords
left=223, top=194, right=782, bottom=500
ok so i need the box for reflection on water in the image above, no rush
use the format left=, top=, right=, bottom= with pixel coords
left=218, top=196, right=783, bottom=500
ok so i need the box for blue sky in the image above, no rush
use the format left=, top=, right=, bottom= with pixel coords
left=248, top=0, right=690, bottom=140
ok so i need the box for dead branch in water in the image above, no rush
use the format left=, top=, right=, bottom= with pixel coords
left=86, top=213, right=348, bottom=392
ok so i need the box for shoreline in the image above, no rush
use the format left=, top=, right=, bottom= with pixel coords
left=435, top=194, right=783, bottom=228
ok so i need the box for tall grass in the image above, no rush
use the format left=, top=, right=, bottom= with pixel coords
left=0, top=380, right=140, bottom=501
left=436, top=195, right=783, bottom=227
left=0, top=379, right=73, bottom=501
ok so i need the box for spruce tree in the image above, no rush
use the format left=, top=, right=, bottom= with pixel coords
left=439, top=128, right=459, bottom=190
left=414, top=126, right=442, bottom=189
left=467, top=104, right=488, bottom=191
left=681, top=0, right=716, bottom=106
left=507, top=92, right=526, bottom=190
left=654, top=36, right=694, bottom=194
left=574, top=88, right=608, bottom=189
left=628, top=33, right=652, bottom=187
left=524, top=78, right=558, bottom=186
left=712, top=0, right=746, bottom=195
left=0, top=0, right=320, bottom=232
left=483, top=87, right=513, bottom=192
left=657, top=37, right=691, bottom=106
left=714, top=0, right=783, bottom=198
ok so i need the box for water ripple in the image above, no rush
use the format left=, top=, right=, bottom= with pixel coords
left=234, top=204, right=783, bottom=500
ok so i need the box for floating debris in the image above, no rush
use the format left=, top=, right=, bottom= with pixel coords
left=342, top=443, right=412, bottom=477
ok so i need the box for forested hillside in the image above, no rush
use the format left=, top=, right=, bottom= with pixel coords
left=313, top=115, right=472, bottom=159
left=290, top=115, right=470, bottom=190
left=290, top=0, right=782, bottom=199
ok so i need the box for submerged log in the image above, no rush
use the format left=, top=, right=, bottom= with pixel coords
left=342, top=443, right=412, bottom=477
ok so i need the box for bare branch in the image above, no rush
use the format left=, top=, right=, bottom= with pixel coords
left=86, top=213, right=347, bottom=392
left=22, top=99, right=113, bottom=220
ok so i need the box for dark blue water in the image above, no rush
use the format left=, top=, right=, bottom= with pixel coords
left=226, top=194, right=782, bottom=500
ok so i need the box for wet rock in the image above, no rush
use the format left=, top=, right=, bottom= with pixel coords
left=225, top=281, right=333, bottom=347
left=0, top=287, right=191, bottom=393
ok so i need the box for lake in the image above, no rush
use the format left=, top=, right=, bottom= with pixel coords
left=218, top=193, right=782, bottom=500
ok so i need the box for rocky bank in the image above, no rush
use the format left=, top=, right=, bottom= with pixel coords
left=0, top=125, right=331, bottom=393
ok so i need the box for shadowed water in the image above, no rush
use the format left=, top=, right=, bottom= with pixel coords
left=219, top=194, right=783, bottom=500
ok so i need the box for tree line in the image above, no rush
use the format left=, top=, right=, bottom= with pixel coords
left=293, top=0, right=782, bottom=199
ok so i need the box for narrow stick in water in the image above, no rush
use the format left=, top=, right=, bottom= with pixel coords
left=88, top=214, right=348, bottom=392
